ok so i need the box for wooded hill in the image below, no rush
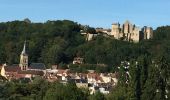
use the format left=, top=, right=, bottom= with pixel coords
left=0, top=20, right=169, bottom=70
left=0, top=20, right=170, bottom=99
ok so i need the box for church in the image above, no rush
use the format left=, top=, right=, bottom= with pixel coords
left=0, top=41, right=46, bottom=80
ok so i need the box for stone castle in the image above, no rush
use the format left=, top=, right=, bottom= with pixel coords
left=110, top=20, right=153, bottom=42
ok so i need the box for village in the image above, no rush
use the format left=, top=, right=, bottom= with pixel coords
left=0, top=41, right=119, bottom=94
left=0, top=20, right=153, bottom=95
left=0, top=21, right=149, bottom=95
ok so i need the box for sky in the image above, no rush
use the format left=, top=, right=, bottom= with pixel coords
left=0, top=0, right=170, bottom=29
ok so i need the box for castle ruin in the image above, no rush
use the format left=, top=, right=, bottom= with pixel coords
left=110, top=20, right=153, bottom=42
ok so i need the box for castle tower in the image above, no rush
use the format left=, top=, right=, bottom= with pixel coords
left=123, top=20, right=134, bottom=34
left=111, top=23, right=120, bottom=39
left=143, top=26, right=153, bottom=39
left=131, top=27, right=141, bottom=42
left=19, top=41, right=28, bottom=70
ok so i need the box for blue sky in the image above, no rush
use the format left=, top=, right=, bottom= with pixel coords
left=0, top=0, right=170, bottom=29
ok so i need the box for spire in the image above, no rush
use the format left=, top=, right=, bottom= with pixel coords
left=21, top=40, right=27, bottom=55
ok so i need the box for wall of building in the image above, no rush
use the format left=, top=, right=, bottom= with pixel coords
left=0, top=65, right=6, bottom=77
left=111, top=23, right=120, bottom=39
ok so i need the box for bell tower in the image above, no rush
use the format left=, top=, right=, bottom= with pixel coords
left=19, top=41, right=28, bottom=70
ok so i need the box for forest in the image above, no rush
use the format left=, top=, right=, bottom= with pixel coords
left=0, top=19, right=170, bottom=99
left=0, top=20, right=170, bottom=68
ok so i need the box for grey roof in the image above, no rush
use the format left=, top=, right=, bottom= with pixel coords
left=29, top=63, right=46, bottom=70
left=69, top=78, right=87, bottom=83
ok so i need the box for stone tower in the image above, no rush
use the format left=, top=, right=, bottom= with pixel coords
left=111, top=23, right=120, bottom=39
left=19, top=41, right=28, bottom=70
left=123, top=20, right=133, bottom=34
left=131, top=27, right=141, bottom=42
left=143, top=26, right=153, bottom=39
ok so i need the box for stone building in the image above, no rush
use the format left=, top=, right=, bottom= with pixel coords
left=143, top=26, right=153, bottom=39
left=73, top=57, right=84, bottom=64
left=0, top=41, right=46, bottom=80
left=111, top=23, right=121, bottom=39
left=123, top=20, right=133, bottom=34
left=111, top=20, right=153, bottom=42
left=19, top=41, right=28, bottom=70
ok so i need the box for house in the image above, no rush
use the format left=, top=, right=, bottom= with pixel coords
left=73, top=57, right=84, bottom=64
left=51, top=65, right=58, bottom=69
left=18, top=70, right=44, bottom=78
left=29, top=63, right=46, bottom=70
left=69, top=78, right=88, bottom=88
left=0, top=64, right=21, bottom=80
left=99, top=87, right=110, bottom=94
left=100, top=73, right=112, bottom=83
left=56, top=69, right=69, bottom=77
left=0, top=63, right=45, bottom=80
left=87, top=73, right=103, bottom=84
left=29, top=63, right=46, bottom=72
left=76, top=82, right=88, bottom=88
left=89, top=86, right=99, bottom=94
left=81, top=32, right=98, bottom=41
left=0, top=64, right=5, bottom=77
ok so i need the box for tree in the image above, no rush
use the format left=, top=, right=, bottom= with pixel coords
left=44, top=83, right=88, bottom=100
left=89, top=91, right=106, bottom=100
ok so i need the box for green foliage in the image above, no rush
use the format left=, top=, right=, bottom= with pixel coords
left=89, top=91, right=106, bottom=100
left=1, top=20, right=170, bottom=99
left=0, top=77, right=49, bottom=100
left=69, top=64, right=108, bottom=73
left=1, top=20, right=170, bottom=71
left=0, top=20, right=85, bottom=67
left=108, top=54, right=170, bottom=100
left=44, top=83, right=88, bottom=100
left=69, top=64, right=88, bottom=73
left=0, top=78, right=89, bottom=100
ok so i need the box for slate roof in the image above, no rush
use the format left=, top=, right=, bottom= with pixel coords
left=69, top=78, right=87, bottom=83
left=29, top=63, right=46, bottom=70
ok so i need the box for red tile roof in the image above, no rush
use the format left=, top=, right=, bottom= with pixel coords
left=4, top=65, right=21, bottom=72
left=18, top=70, right=44, bottom=76
left=0, top=65, right=2, bottom=70
left=87, top=73, right=99, bottom=78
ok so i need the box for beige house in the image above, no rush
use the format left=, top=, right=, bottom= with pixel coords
left=76, top=82, right=88, bottom=88
left=0, top=64, right=6, bottom=78
left=81, top=32, right=98, bottom=41
left=73, top=57, right=84, bottom=64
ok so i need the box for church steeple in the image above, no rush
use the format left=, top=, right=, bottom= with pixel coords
left=19, top=41, right=28, bottom=70
left=21, top=41, right=26, bottom=55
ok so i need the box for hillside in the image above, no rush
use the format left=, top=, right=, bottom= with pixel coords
left=0, top=20, right=170, bottom=99
left=0, top=20, right=170, bottom=69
